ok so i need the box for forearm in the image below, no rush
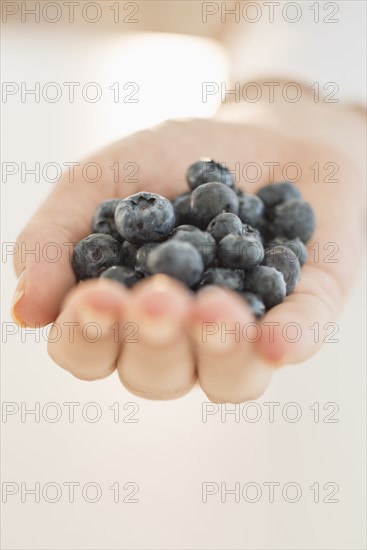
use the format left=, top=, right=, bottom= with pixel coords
left=220, top=0, right=366, bottom=107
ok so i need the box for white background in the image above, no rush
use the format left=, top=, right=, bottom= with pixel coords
left=1, top=13, right=366, bottom=550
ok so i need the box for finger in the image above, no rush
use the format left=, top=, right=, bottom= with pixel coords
left=11, top=144, right=130, bottom=327
left=257, top=213, right=361, bottom=365
left=257, top=264, right=345, bottom=365
left=47, top=279, right=129, bottom=380
left=190, top=287, right=272, bottom=403
left=117, top=275, right=196, bottom=400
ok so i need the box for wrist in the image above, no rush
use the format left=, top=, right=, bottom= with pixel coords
left=215, top=78, right=366, bottom=127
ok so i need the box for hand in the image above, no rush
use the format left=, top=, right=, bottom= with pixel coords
left=12, top=90, right=365, bottom=402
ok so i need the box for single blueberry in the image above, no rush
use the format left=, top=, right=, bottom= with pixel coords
left=171, top=224, right=201, bottom=236
left=238, top=193, right=265, bottom=228
left=242, top=223, right=262, bottom=243
left=263, top=245, right=301, bottom=294
left=257, top=219, right=276, bottom=243
left=206, top=212, right=243, bottom=242
left=218, top=233, right=264, bottom=270
left=244, top=266, right=286, bottom=310
left=172, top=192, right=193, bottom=226
left=121, top=241, right=139, bottom=269
left=270, top=199, right=316, bottom=243
left=238, top=291, right=266, bottom=318
left=198, top=267, right=244, bottom=291
left=191, top=182, right=239, bottom=229
left=135, top=243, right=160, bottom=277
left=92, top=199, right=122, bottom=241
left=115, top=192, right=175, bottom=245
left=171, top=227, right=216, bottom=267
left=187, top=159, right=234, bottom=191
left=147, top=241, right=204, bottom=287
left=270, top=236, right=308, bottom=266
left=72, top=233, right=123, bottom=280
left=257, top=181, right=301, bottom=209
left=100, top=266, right=140, bottom=288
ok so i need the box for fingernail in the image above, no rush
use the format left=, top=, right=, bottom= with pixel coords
left=193, top=320, right=239, bottom=353
left=78, top=303, right=116, bottom=336
left=134, top=281, right=185, bottom=346
left=192, top=293, right=245, bottom=354
left=11, top=270, right=26, bottom=326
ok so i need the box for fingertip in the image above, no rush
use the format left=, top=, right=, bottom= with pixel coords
left=11, top=264, right=76, bottom=328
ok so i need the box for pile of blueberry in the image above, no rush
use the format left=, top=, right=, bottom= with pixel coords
left=72, top=159, right=316, bottom=318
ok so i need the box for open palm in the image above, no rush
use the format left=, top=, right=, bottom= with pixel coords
left=12, top=94, right=365, bottom=402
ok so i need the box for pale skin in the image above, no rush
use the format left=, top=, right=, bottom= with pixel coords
left=12, top=88, right=365, bottom=402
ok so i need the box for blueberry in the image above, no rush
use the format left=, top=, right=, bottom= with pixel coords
left=72, top=234, right=122, bottom=280
left=270, top=236, right=308, bottom=266
left=270, top=199, right=316, bottom=243
left=115, top=192, right=175, bottom=245
left=172, top=192, right=193, bottom=226
left=187, top=159, right=234, bottom=191
left=242, top=223, right=262, bottom=243
left=171, top=224, right=200, bottom=236
left=257, top=181, right=301, bottom=209
left=91, top=199, right=122, bottom=241
left=198, top=268, right=244, bottom=291
left=263, top=245, right=300, bottom=294
left=121, top=241, right=139, bottom=269
left=171, top=226, right=216, bottom=267
left=244, top=266, right=286, bottom=310
left=147, top=241, right=204, bottom=287
left=238, top=291, right=266, bottom=318
left=191, top=182, right=239, bottom=229
left=218, top=234, right=264, bottom=269
left=206, top=212, right=243, bottom=242
left=238, top=193, right=265, bottom=228
left=135, top=243, right=159, bottom=277
left=100, top=266, right=140, bottom=288
left=257, top=219, right=276, bottom=243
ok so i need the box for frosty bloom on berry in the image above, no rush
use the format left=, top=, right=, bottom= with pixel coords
left=115, top=192, right=175, bottom=245
left=147, top=240, right=204, bottom=288
left=72, top=234, right=123, bottom=280
left=190, top=182, right=239, bottom=229
left=187, top=159, right=234, bottom=191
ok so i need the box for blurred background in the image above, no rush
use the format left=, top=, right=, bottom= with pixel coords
left=1, top=2, right=366, bottom=549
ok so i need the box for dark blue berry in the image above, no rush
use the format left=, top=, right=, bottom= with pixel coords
left=244, top=266, right=286, bottom=310
left=198, top=267, right=244, bottom=291
left=191, top=182, right=239, bottom=229
left=171, top=224, right=200, bottom=236
left=270, top=199, right=316, bottom=243
left=263, top=245, right=300, bottom=294
left=238, top=291, right=266, bottom=318
left=238, top=193, right=265, bottom=228
left=135, top=243, right=159, bottom=277
left=100, top=266, right=140, bottom=288
left=242, top=223, right=262, bottom=243
left=172, top=192, right=193, bottom=226
left=218, top=234, right=264, bottom=269
left=115, top=192, right=175, bottom=245
left=72, top=234, right=122, bottom=280
left=206, top=212, right=243, bottom=242
left=257, top=181, right=301, bottom=209
left=171, top=226, right=216, bottom=267
left=147, top=241, right=204, bottom=287
left=92, top=199, right=122, bottom=241
left=270, top=236, right=308, bottom=266
left=187, top=159, right=234, bottom=191
left=121, top=241, right=139, bottom=269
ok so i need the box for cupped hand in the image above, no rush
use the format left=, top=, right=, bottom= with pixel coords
left=12, top=91, right=365, bottom=402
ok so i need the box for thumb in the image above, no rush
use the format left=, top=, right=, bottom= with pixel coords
left=11, top=143, right=132, bottom=327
